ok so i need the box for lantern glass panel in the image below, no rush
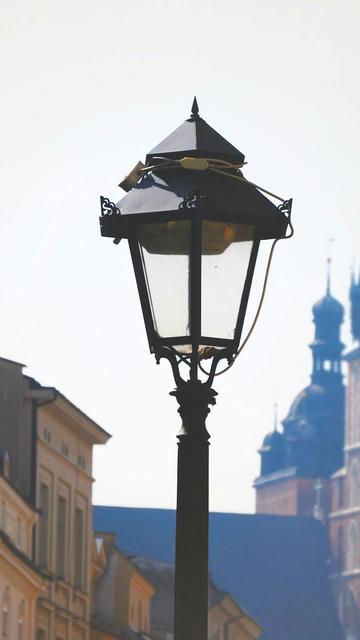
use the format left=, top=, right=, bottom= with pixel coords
left=137, top=221, right=191, bottom=338
left=201, top=221, right=254, bottom=339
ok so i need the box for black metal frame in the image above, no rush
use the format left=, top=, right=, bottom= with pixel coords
left=100, top=191, right=291, bottom=388
left=125, top=214, right=261, bottom=388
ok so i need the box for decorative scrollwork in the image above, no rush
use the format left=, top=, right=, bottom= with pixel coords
left=179, top=189, right=214, bottom=210
left=278, top=198, right=292, bottom=217
left=100, top=195, right=121, bottom=216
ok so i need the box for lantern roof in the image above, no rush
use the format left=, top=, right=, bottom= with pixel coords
left=104, top=168, right=288, bottom=242
left=146, top=98, right=245, bottom=165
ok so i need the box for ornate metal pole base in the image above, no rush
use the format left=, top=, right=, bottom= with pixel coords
left=170, top=381, right=217, bottom=640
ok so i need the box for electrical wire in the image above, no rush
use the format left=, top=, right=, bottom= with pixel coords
left=141, top=156, right=287, bottom=203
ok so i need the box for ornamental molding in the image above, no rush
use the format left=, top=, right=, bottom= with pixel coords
left=100, top=196, right=121, bottom=216
left=278, top=199, right=292, bottom=216
left=179, top=189, right=214, bottom=210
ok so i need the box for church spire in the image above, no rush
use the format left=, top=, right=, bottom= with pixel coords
left=310, top=263, right=344, bottom=384
left=326, top=257, right=331, bottom=295
left=350, top=263, right=360, bottom=343
left=274, top=403, right=278, bottom=432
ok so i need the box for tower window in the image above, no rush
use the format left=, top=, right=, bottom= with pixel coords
left=349, top=460, right=360, bottom=508
left=337, top=527, right=344, bottom=573
left=324, top=360, right=331, bottom=371
left=347, top=520, right=359, bottom=571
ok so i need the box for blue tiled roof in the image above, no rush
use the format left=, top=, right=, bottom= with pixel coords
left=93, top=506, right=342, bottom=640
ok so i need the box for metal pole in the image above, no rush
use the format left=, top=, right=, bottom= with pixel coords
left=171, top=381, right=217, bottom=640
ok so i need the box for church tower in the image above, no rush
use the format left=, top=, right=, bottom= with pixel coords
left=254, top=267, right=345, bottom=517
left=350, top=269, right=360, bottom=343
left=329, top=270, right=360, bottom=640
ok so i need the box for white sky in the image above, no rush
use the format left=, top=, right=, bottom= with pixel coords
left=1, top=0, right=359, bottom=513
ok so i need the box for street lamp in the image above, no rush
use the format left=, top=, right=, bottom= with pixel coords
left=99, top=98, right=292, bottom=640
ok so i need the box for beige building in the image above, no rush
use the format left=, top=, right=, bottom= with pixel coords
left=209, top=590, right=262, bottom=640
left=0, top=448, right=47, bottom=639
left=0, top=356, right=110, bottom=640
left=128, top=556, right=262, bottom=640
left=91, top=532, right=155, bottom=639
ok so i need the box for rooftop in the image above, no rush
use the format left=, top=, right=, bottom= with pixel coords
left=93, top=506, right=342, bottom=640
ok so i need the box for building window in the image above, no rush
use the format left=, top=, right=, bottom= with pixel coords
left=39, top=483, right=49, bottom=567
left=56, top=495, right=67, bottom=579
left=74, top=508, right=85, bottom=589
left=61, top=442, right=69, bottom=457
left=77, top=454, right=86, bottom=470
left=37, top=629, right=46, bottom=640
left=348, top=520, right=359, bottom=571
left=138, top=600, right=142, bottom=631
left=1, top=501, right=6, bottom=533
left=16, top=518, right=22, bottom=549
left=43, top=429, right=51, bottom=444
left=210, top=620, right=221, bottom=640
left=349, top=460, right=360, bottom=508
left=17, top=601, right=25, bottom=640
left=2, top=587, right=10, bottom=638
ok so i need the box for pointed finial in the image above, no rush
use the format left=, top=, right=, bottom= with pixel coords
left=191, top=96, right=199, bottom=119
left=273, top=403, right=278, bottom=432
left=326, top=238, right=334, bottom=294
left=326, top=257, right=332, bottom=295
left=351, top=261, right=355, bottom=288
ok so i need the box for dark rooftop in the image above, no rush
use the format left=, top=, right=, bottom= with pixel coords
left=93, top=506, right=342, bottom=640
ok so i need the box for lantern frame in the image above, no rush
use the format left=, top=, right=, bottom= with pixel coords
left=100, top=103, right=291, bottom=386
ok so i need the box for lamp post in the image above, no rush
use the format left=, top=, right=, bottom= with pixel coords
left=99, top=99, right=292, bottom=640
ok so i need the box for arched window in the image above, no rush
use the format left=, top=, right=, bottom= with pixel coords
left=2, top=587, right=10, bottom=638
left=337, top=527, right=344, bottom=573
left=348, top=521, right=359, bottom=571
left=349, top=460, right=360, bottom=508
left=344, top=588, right=360, bottom=639
left=17, top=601, right=25, bottom=640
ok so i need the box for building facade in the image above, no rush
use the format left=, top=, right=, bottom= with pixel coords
left=128, top=556, right=262, bottom=640
left=91, top=532, right=155, bottom=639
left=0, top=357, right=110, bottom=640
left=209, top=588, right=262, bottom=640
left=0, top=449, right=47, bottom=639
left=330, top=273, right=360, bottom=640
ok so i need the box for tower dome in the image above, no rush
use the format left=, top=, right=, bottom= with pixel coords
left=312, top=293, right=344, bottom=320
left=258, top=407, right=286, bottom=476
left=312, top=258, right=344, bottom=322
left=285, top=384, right=328, bottom=422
